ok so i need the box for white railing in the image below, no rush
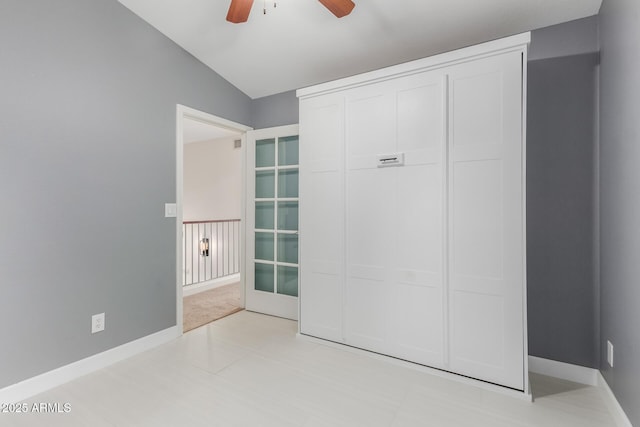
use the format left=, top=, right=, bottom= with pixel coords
left=183, top=219, right=241, bottom=287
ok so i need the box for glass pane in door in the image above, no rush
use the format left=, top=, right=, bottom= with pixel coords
left=277, top=266, right=298, bottom=297
left=255, top=232, right=274, bottom=261
left=253, top=134, right=299, bottom=297
left=278, top=136, right=299, bottom=166
left=255, top=202, right=274, bottom=229
left=277, top=234, right=298, bottom=264
left=278, top=169, right=299, bottom=198
left=256, top=138, right=275, bottom=167
left=277, top=201, right=299, bottom=231
left=256, top=171, right=275, bottom=198
left=255, top=263, right=274, bottom=292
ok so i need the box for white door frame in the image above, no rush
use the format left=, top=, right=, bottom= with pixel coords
left=175, top=104, right=252, bottom=334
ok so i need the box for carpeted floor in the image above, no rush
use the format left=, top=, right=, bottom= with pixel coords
left=183, top=282, right=242, bottom=332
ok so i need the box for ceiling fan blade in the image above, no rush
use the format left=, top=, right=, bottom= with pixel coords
left=226, top=0, right=254, bottom=23
left=318, top=0, right=355, bottom=18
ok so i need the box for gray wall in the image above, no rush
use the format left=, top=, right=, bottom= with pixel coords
left=599, top=0, right=640, bottom=424
left=526, top=53, right=599, bottom=368
left=0, top=0, right=251, bottom=389
left=0, top=0, right=608, bottom=395
left=251, top=90, right=299, bottom=129
left=529, top=15, right=599, bottom=61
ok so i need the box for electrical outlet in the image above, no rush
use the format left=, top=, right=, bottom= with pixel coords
left=91, top=313, right=105, bottom=334
left=607, top=340, right=614, bottom=367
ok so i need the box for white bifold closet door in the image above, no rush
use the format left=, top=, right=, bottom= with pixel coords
left=299, top=45, right=526, bottom=391
left=299, top=93, right=345, bottom=342
left=447, top=51, right=524, bottom=390
left=344, top=71, right=447, bottom=369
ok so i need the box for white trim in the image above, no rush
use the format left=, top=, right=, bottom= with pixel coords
left=597, top=372, right=634, bottom=427
left=521, top=45, right=530, bottom=397
left=178, top=105, right=253, bottom=134
left=182, top=273, right=240, bottom=297
left=298, top=333, right=532, bottom=401
left=0, top=326, right=179, bottom=404
left=175, top=105, right=252, bottom=334
left=528, top=356, right=598, bottom=386
left=176, top=107, right=185, bottom=334
left=240, top=132, right=248, bottom=309
left=297, top=33, right=531, bottom=99
left=528, top=357, right=633, bottom=426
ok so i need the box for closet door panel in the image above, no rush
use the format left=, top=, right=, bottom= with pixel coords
left=299, top=95, right=344, bottom=341
left=303, top=171, right=344, bottom=339
left=397, top=73, right=445, bottom=155
left=392, top=164, right=444, bottom=366
left=396, top=164, right=442, bottom=276
left=306, top=99, right=344, bottom=171
left=452, top=159, right=503, bottom=279
left=347, top=168, right=394, bottom=268
left=393, top=283, right=444, bottom=365
left=395, top=72, right=445, bottom=275
left=390, top=72, right=446, bottom=367
left=345, top=167, right=394, bottom=351
left=452, top=292, right=505, bottom=366
left=344, top=86, right=395, bottom=351
left=346, top=86, right=396, bottom=169
left=448, top=51, right=524, bottom=390
left=451, top=70, right=503, bottom=147
left=345, top=278, right=389, bottom=352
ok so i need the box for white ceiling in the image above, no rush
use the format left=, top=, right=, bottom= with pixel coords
left=183, top=117, right=241, bottom=144
left=119, top=0, right=602, bottom=99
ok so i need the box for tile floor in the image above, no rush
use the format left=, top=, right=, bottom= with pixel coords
left=1, top=311, right=619, bottom=426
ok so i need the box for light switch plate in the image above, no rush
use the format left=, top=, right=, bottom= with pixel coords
left=165, top=203, right=177, bottom=218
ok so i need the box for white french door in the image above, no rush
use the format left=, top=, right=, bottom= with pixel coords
left=245, top=125, right=300, bottom=320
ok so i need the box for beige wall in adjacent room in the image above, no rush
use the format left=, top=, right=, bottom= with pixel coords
left=183, top=137, right=242, bottom=221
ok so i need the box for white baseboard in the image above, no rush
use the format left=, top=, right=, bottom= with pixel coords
left=597, top=372, right=634, bottom=427
left=0, top=325, right=180, bottom=404
left=528, top=356, right=598, bottom=386
left=528, top=356, right=633, bottom=427
left=182, top=273, right=240, bottom=297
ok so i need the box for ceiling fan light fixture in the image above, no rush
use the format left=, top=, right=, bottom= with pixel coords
left=226, top=0, right=254, bottom=23
left=226, top=0, right=355, bottom=23
left=318, top=0, right=355, bottom=18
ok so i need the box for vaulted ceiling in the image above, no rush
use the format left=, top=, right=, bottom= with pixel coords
left=118, top=0, right=602, bottom=99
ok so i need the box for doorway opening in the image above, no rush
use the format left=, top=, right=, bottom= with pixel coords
left=176, top=105, right=252, bottom=333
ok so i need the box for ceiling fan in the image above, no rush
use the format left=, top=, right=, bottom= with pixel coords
left=226, top=0, right=356, bottom=23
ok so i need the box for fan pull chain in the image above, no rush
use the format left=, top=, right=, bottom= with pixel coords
left=263, top=0, right=276, bottom=15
